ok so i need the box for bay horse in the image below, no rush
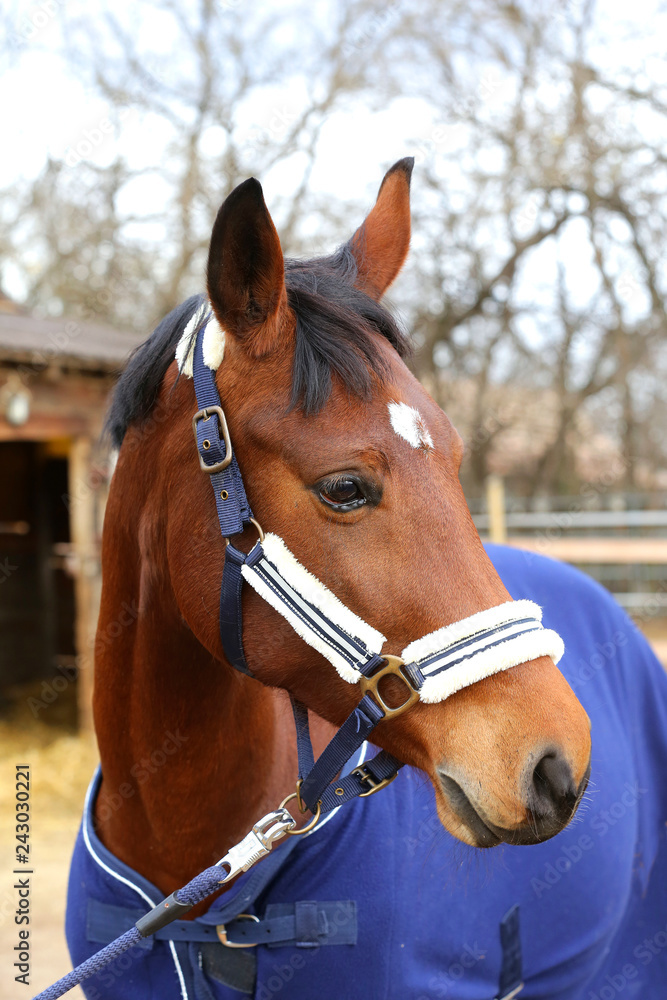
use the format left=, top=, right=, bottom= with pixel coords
left=62, top=159, right=606, bottom=1000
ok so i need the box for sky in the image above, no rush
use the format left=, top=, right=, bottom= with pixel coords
left=1, top=0, right=665, bottom=335
left=6, top=0, right=662, bottom=198
left=1, top=1, right=432, bottom=197
left=0, top=0, right=656, bottom=189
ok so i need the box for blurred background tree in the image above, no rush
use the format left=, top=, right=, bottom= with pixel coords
left=1, top=0, right=666, bottom=498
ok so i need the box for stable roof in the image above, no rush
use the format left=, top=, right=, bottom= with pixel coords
left=0, top=306, right=143, bottom=374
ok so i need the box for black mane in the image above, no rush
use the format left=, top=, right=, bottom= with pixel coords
left=105, top=244, right=410, bottom=448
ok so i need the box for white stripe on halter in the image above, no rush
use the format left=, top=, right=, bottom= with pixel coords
left=242, top=532, right=564, bottom=704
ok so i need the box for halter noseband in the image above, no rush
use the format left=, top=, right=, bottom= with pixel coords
left=188, top=310, right=564, bottom=816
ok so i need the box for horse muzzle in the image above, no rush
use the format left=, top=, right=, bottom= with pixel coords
left=437, top=752, right=592, bottom=847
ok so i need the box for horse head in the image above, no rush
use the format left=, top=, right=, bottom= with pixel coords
left=152, top=160, right=591, bottom=848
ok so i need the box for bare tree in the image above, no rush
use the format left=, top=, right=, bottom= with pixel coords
left=2, top=0, right=666, bottom=497
left=392, top=0, right=667, bottom=495
left=1, top=0, right=396, bottom=331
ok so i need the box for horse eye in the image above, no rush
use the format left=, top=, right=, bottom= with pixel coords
left=319, top=478, right=366, bottom=510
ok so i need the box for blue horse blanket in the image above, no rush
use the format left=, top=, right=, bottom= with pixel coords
left=66, top=546, right=667, bottom=999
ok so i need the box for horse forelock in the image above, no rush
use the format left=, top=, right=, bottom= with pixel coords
left=285, top=247, right=411, bottom=414
left=104, top=248, right=411, bottom=449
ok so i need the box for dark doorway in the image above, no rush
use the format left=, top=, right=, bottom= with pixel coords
left=0, top=441, right=76, bottom=716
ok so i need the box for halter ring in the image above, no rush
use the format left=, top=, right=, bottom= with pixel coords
left=248, top=518, right=265, bottom=543
left=280, top=789, right=322, bottom=835
left=359, top=655, right=420, bottom=719
left=224, top=517, right=265, bottom=549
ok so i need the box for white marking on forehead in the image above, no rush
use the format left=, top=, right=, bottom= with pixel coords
left=388, top=401, right=434, bottom=450
left=175, top=301, right=226, bottom=377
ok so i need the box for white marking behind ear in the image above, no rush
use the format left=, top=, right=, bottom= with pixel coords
left=388, top=401, right=434, bottom=450
left=175, top=302, right=206, bottom=377
left=175, top=301, right=226, bottom=377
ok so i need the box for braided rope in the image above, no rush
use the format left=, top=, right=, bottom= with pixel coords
left=32, top=865, right=227, bottom=1000
left=33, top=928, right=142, bottom=1000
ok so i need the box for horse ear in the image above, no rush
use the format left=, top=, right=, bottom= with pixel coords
left=206, top=178, right=287, bottom=355
left=347, top=157, right=414, bottom=300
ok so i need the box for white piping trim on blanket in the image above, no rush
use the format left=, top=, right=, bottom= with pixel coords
left=243, top=539, right=564, bottom=702
left=169, top=941, right=188, bottom=999
left=175, top=300, right=226, bottom=377
left=82, top=771, right=189, bottom=1000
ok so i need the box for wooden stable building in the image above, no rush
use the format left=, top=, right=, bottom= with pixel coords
left=0, top=295, right=141, bottom=730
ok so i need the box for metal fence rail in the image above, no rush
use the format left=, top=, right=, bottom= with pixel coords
left=471, top=482, right=667, bottom=623
left=473, top=510, right=667, bottom=532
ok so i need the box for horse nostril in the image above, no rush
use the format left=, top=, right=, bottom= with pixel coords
left=530, top=751, right=578, bottom=818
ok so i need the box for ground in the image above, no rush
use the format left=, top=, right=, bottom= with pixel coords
left=0, top=703, right=96, bottom=1000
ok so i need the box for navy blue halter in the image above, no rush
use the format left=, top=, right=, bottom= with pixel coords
left=32, top=311, right=525, bottom=1000
left=190, top=315, right=407, bottom=815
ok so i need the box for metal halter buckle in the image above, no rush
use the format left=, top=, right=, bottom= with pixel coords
left=359, top=654, right=420, bottom=719
left=350, top=764, right=398, bottom=798
left=192, top=405, right=233, bottom=473
left=216, top=913, right=260, bottom=948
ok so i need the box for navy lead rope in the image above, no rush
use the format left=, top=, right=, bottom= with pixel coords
left=34, top=862, right=236, bottom=1000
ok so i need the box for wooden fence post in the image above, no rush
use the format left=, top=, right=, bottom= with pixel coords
left=68, top=437, right=98, bottom=734
left=486, top=475, right=507, bottom=544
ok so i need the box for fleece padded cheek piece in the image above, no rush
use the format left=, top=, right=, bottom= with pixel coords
left=241, top=532, right=387, bottom=683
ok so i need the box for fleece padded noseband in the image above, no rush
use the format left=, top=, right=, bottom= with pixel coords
left=403, top=600, right=564, bottom=704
